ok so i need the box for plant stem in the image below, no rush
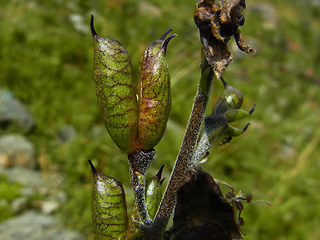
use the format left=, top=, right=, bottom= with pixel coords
left=128, top=150, right=155, bottom=226
left=147, top=58, right=214, bottom=239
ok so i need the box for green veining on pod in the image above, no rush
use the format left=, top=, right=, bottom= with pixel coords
left=89, top=160, right=128, bottom=240
left=91, top=15, right=138, bottom=154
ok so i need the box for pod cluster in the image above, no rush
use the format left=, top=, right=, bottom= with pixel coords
left=91, top=15, right=175, bottom=154
left=192, top=77, right=255, bottom=165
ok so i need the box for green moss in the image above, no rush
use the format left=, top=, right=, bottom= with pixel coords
left=0, top=176, right=22, bottom=222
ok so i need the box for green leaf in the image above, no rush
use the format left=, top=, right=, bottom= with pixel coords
left=89, top=160, right=128, bottom=240
left=91, top=15, right=139, bottom=154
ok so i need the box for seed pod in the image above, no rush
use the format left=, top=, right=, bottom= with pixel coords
left=145, top=164, right=165, bottom=219
left=89, top=160, right=128, bottom=240
left=225, top=123, right=250, bottom=137
left=137, top=30, right=176, bottom=150
left=91, top=15, right=138, bottom=154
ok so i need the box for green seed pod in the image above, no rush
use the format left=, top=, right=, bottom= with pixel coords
left=137, top=30, right=176, bottom=150
left=225, top=105, right=255, bottom=123
left=89, top=160, right=128, bottom=240
left=214, top=77, right=243, bottom=115
left=91, top=15, right=139, bottom=154
left=225, top=123, right=250, bottom=137
left=127, top=165, right=165, bottom=238
left=145, top=164, right=165, bottom=219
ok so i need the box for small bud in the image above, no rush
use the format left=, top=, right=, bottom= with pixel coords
left=225, top=123, right=250, bottom=137
left=214, top=77, right=243, bottom=115
left=224, top=107, right=254, bottom=123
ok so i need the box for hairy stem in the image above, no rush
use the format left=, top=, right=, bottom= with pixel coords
left=128, top=150, right=155, bottom=226
left=147, top=58, right=214, bottom=239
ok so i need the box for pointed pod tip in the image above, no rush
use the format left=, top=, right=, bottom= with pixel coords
left=90, top=14, right=98, bottom=37
left=219, top=76, right=228, bottom=88
left=243, top=123, right=250, bottom=132
left=249, top=104, right=256, bottom=115
left=162, top=33, right=177, bottom=53
left=88, top=160, right=97, bottom=175
left=160, top=29, right=173, bottom=40
left=160, top=178, right=165, bottom=185
left=155, top=164, right=165, bottom=181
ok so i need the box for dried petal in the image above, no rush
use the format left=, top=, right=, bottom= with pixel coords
left=194, top=0, right=255, bottom=78
left=165, top=166, right=242, bottom=239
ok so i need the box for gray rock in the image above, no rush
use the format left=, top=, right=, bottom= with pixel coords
left=11, top=197, right=28, bottom=212
left=0, top=167, right=45, bottom=188
left=41, top=200, right=60, bottom=214
left=0, top=134, right=36, bottom=169
left=0, top=89, right=35, bottom=132
left=57, top=125, right=76, bottom=144
left=0, top=211, right=86, bottom=240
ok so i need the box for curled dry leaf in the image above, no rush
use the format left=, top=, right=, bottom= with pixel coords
left=194, top=0, right=255, bottom=78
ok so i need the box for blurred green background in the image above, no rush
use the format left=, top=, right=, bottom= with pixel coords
left=1, top=0, right=320, bottom=239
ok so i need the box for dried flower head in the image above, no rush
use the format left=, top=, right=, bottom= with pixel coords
left=194, top=0, right=255, bottom=78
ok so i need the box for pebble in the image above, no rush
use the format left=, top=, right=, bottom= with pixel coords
left=0, top=134, right=36, bottom=169
left=0, top=89, right=35, bottom=132
left=41, top=200, right=60, bottom=215
left=0, top=211, right=86, bottom=240
left=57, top=125, right=76, bottom=144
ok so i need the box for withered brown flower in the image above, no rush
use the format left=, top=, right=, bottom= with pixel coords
left=194, top=0, right=255, bottom=78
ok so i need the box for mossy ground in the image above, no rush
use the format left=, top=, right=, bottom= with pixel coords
left=1, top=0, right=319, bottom=239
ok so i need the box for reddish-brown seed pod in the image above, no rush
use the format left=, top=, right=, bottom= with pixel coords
left=137, top=30, right=176, bottom=150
